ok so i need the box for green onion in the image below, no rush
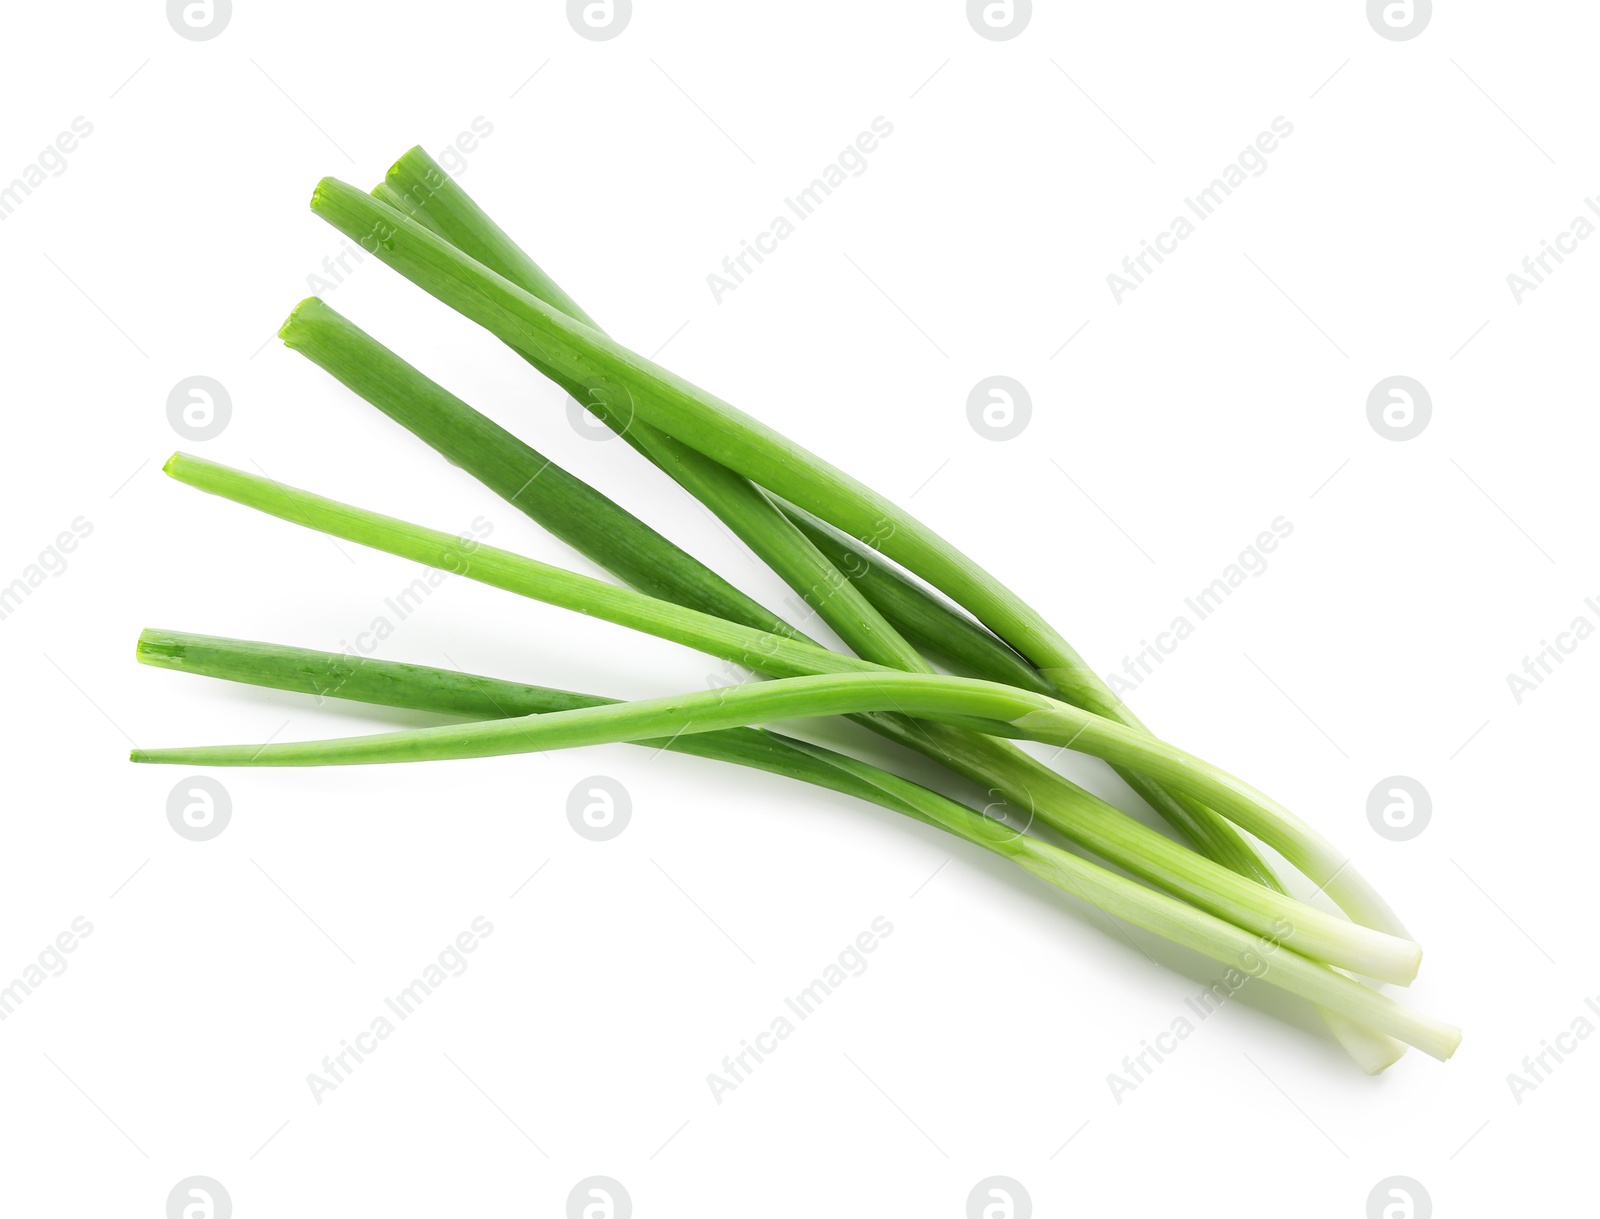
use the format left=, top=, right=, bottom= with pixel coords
left=136, top=629, right=935, bottom=818
left=279, top=295, right=801, bottom=640
left=123, top=146, right=1458, bottom=1070
left=160, top=453, right=867, bottom=680
left=134, top=628, right=1454, bottom=1061
left=133, top=666, right=1427, bottom=987
left=125, top=655, right=1412, bottom=946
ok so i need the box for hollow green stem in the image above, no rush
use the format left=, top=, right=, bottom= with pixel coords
left=162, top=452, right=869, bottom=680
left=136, top=628, right=1451, bottom=1060
left=136, top=629, right=920, bottom=819
left=279, top=295, right=799, bottom=640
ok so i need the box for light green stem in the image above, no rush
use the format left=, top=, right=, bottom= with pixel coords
left=137, top=629, right=1453, bottom=1061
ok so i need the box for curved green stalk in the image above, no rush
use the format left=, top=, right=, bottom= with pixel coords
left=134, top=652, right=1420, bottom=984
left=135, top=629, right=920, bottom=818
left=135, top=628, right=1451, bottom=1061
left=162, top=453, right=871, bottom=681
left=127, top=657, right=1405, bottom=956
left=133, top=665, right=1425, bottom=982
left=132, top=673, right=1062, bottom=764
left=158, top=453, right=1418, bottom=983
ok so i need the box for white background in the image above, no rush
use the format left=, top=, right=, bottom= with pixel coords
left=0, top=1, right=1592, bottom=1215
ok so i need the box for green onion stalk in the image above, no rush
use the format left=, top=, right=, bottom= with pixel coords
left=134, top=629, right=1456, bottom=1061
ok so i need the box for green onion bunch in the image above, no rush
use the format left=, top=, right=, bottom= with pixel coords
left=134, top=148, right=1459, bottom=1069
